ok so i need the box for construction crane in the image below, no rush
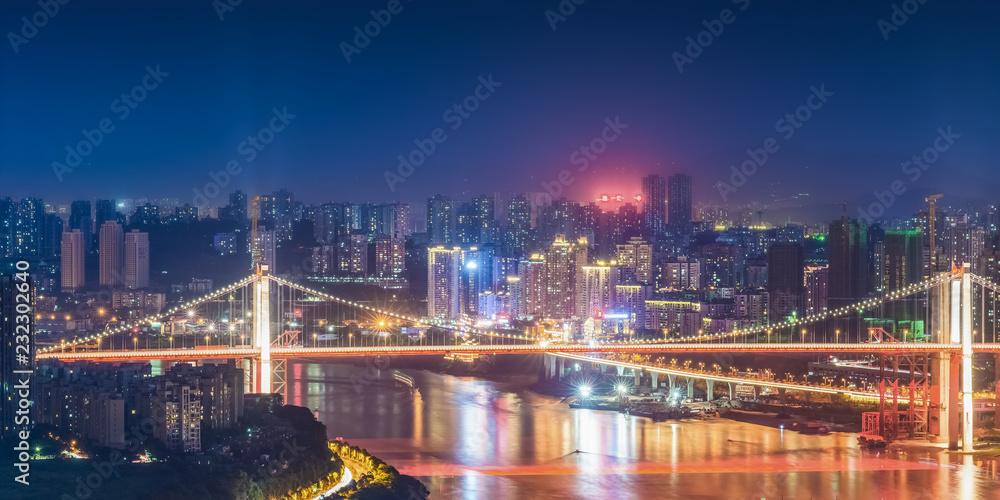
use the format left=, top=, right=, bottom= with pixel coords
left=926, top=194, right=943, bottom=271
left=251, top=195, right=261, bottom=274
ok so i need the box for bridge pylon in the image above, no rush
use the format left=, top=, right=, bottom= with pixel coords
left=928, top=264, right=975, bottom=451
left=252, top=266, right=272, bottom=394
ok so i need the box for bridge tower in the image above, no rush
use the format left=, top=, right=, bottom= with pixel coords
left=929, top=263, right=975, bottom=451
left=253, top=265, right=272, bottom=394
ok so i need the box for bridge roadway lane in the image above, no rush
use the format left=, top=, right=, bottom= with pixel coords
left=34, top=342, right=1000, bottom=362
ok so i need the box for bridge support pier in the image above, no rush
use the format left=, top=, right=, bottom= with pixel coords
left=687, top=378, right=694, bottom=400
left=617, top=366, right=625, bottom=376
left=253, top=268, right=272, bottom=394
left=995, top=355, right=1000, bottom=428
left=668, top=374, right=677, bottom=393
left=651, top=372, right=658, bottom=390
left=777, top=388, right=787, bottom=405
left=634, top=369, right=641, bottom=389
left=706, top=380, right=715, bottom=401
left=557, top=357, right=565, bottom=379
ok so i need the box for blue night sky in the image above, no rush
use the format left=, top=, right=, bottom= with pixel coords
left=1, top=0, right=998, bottom=218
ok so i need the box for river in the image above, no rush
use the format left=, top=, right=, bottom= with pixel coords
left=286, top=360, right=1000, bottom=499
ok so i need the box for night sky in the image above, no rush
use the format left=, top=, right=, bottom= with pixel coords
left=1, top=1, right=998, bottom=220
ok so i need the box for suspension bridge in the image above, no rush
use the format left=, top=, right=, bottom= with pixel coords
left=34, top=263, right=1000, bottom=451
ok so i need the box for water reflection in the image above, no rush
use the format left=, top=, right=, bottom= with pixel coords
left=288, top=360, right=1000, bottom=499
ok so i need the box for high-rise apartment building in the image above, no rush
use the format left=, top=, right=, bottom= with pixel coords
left=99, top=222, right=125, bottom=287
left=767, top=242, right=804, bottom=322
left=375, top=236, right=405, bottom=275
left=883, top=229, right=923, bottom=291
left=14, top=198, right=44, bottom=257
left=544, top=235, right=580, bottom=319
left=427, top=246, right=461, bottom=319
left=664, top=256, right=701, bottom=290
left=518, top=254, right=546, bottom=319
left=944, top=223, right=985, bottom=271
left=69, top=200, right=93, bottom=250
left=577, top=263, right=619, bottom=318
left=504, top=195, right=532, bottom=253
left=641, top=174, right=667, bottom=238
left=617, top=236, right=653, bottom=284
left=95, top=199, right=118, bottom=227
left=61, top=229, right=86, bottom=292
left=125, top=230, right=150, bottom=289
left=667, top=174, right=693, bottom=232
left=427, top=195, right=456, bottom=245
left=828, top=217, right=868, bottom=308
left=252, top=230, right=277, bottom=271
left=337, top=234, right=368, bottom=274
left=805, top=263, right=829, bottom=315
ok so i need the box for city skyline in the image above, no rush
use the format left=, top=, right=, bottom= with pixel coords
left=2, top=2, right=999, bottom=215
left=5, top=2, right=1000, bottom=498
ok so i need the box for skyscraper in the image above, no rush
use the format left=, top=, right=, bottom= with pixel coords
left=641, top=174, right=666, bottom=238
left=69, top=200, right=93, bottom=250
left=61, top=229, right=86, bottom=292
left=828, top=217, right=869, bottom=309
left=14, top=198, right=43, bottom=257
left=99, top=222, right=125, bottom=287
left=504, top=195, right=531, bottom=253
left=253, top=230, right=277, bottom=271
left=427, top=246, right=461, bottom=319
left=40, top=213, right=64, bottom=258
left=427, top=195, right=456, bottom=245
left=805, top=263, right=829, bottom=315
left=375, top=236, right=405, bottom=275
left=544, top=235, right=580, bottom=319
left=616, top=236, right=653, bottom=284
left=391, top=202, right=411, bottom=240
left=225, top=191, right=248, bottom=224
left=338, top=234, right=368, bottom=274
left=767, top=242, right=804, bottom=322
left=518, top=254, right=546, bottom=319
left=667, top=174, right=693, bottom=232
left=125, top=230, right=150, bottom=289
left=883, top=229, right=923, bottom=291
left=0, top=198, right=14, bottom=258
left=95, top=199, right=118, bottom=227
left=577, top=263, right=618, bottom=319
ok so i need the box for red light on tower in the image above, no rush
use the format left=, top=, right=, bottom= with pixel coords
left=613, top=194, right=624, bottom=202
left=597, top=194, right=610, bottom=202
left=634, top=194, right=642, bottom=202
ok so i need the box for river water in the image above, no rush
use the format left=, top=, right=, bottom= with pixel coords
left=286, top=360, right=1000, bottom=499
